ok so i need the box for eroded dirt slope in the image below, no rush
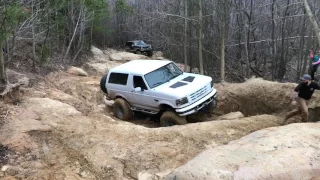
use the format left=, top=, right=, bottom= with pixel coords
left=1, top=48, right=320, bottom=179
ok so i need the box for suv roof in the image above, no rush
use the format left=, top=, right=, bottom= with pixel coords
left=110, top=60, right=172, bottom=75
left=127, top=40, right=143, bottom=43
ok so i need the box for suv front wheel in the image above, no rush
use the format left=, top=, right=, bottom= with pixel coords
left=113, top=98, right=133, bottom=121
left=160, top=111, right=187, bottom=127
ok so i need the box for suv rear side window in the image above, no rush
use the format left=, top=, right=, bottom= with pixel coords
left=108, top=73, right=128, bottom=85
left=126, top=42, right=133, bottom=46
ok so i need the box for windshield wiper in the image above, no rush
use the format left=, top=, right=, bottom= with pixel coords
left=151, top=82, right=165, bottom=88
left=151, top=79, right=172, bottom=88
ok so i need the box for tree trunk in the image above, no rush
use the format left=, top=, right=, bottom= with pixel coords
left=220, top=0, right=226, bottom=82
left=90, top=11, right=94, bottom=47
left=0, top=0, right=7, bottom=85
left=244, top=24, right=250, bottom=78
left=32, top=0, right=37, bottom=68
left=271, top=0, right=276, bottom=80
left=277, top=0, right=290, bottom=80
left=0, top=41, right=6, bottom=85
left=297, top=10, right=306, bottom=80
left=303, top=0, right=320, bottom=46
left=198, top=0, right=204, bottom=75
left=63, top=8, right=81, bottom=62
left=183, top=0, right=188, bottom=72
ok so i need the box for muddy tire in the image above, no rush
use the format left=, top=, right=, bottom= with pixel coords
left=160, top=111, right=187, bottom=127
left=201, top=99, right=217, bottom=114
left=147, top=51, right=153, bottom=57
left=100, top=74, right=108, bottom=94
left=113, top=98, right=133, bottom=121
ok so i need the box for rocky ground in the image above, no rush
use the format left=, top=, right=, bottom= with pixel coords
left=0, top=47, right=320, bottom=180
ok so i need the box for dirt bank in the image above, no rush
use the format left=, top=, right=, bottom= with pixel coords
left=1, top=48, right=320, bottom=179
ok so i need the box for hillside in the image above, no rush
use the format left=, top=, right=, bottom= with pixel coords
left=0, top=47, right=320, bottom=180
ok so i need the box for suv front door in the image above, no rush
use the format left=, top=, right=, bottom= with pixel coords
left=131, top=75, right=158, bottom=110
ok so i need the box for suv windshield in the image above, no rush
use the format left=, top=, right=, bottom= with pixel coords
left=136, top=40, right=146, bottom=45
left=144, top=63, right=183, bottom=89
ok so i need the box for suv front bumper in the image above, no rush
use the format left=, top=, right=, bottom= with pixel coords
left=176, top=89, right=217, bottom=116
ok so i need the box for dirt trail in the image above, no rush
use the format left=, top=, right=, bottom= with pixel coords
left=0, top=71, right=288, bottom=179
left=1, top=49, right=320, bottom=179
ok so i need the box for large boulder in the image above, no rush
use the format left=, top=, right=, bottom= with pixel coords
left=21, top=98, right=81, bottom=116
left=162, top=123, right=320, bottom=180
left=152, top=51, right=165, bottom=60
left=84, top=63, right=108, bottom=75
left=110, top=52, right=148, bottom=61
left=91, top=46, right=110, bottom=62
left=67, top=66, right=88, bottom=76
left=91, top=46, right=104, bottom=57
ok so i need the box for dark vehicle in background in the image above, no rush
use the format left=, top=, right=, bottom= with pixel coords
left=125, top=40, right=153, bottom=57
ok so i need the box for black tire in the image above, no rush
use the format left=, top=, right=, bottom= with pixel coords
left=201, top=99, right=218, bottom=114
left=113, top=98, right=133, bottom=121
left=160, top=111, right=187, bottom=127
left=135, top=50, right=141, bottom=54
left=147, top=51, right=153, bottom=57
left=100, top=74, right=108, bottom=94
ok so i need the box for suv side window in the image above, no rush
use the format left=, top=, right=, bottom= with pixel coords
left=108, top=73, right=128, bottom=85
left=133, top=76, right=148, bottom=90
left=126, top=42, right=133, bottom=47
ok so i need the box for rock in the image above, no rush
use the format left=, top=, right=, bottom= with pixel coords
left=91, top=46, right=104, bottom=56
left=162, top=123, right=320, bottom=180
left=3, top=133, right=38, bottom=153
left=14, top=109, right=40, bottom=120
left=191, top=67, right=199, bottom=74
left=67, top=66, right=88, bottom=76
left=110, top=52, right=148, bottom=61
left=17, top=119, right=52, bottom=133
left=47, top=90, right=80, bottom=103
left=80, top=170, right=93, bottom=178
left=218, top=111, right=244, bottom=120
left=103, top=48, right=118, bottom=56
left=1, top=165, right=9, bottom=171
left=103, top=98, right=114, bottom=107
left=138, top=171, right=157, bottom=180
left=84, top=63, right=108, bottom=75
left=176, top=63, right=190, bottom=72
left=106, top=61, right=123, bottom=70
left=109, top=53, right=122, bottom=61
left=152, top=51, right=164, bottom=59
left=26, top=90, right=46, bottom=98
left=1, top=176, right=17, bottom=180
left=21, top=98, right=81, bottom=116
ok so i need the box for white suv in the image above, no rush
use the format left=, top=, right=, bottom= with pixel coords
left=100, top=60, right=217, bottom=127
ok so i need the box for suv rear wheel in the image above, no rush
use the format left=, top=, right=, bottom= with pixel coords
left=113, top=98, right=133, bottom=121
left=160, top=111, right=187, bottom=127
left=100, top=74, right=108, bottom=94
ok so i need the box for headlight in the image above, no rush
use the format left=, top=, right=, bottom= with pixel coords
left=176, top=97, right=188, bottom=106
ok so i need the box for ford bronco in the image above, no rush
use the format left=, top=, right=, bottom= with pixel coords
left=100, top=60, right=217, bottom=127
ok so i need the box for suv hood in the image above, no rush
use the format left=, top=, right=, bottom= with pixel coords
left=153, top=73, right=212, bottom=98
left=141, top=44, right=151, bottom=48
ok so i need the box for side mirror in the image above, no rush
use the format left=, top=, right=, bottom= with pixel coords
left=134, top=87, right=142, bottom=92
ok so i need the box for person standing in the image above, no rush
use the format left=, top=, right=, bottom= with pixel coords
left=284, top=74, right=320, bottom=124
left=309, top=50, right=320, bottom=80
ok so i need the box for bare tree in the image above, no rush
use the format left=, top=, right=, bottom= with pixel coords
left=302, top=0, right=320, bottom=45
left=183, top=0, right=188, bottom=72
left=198, top=0, right=204, bottom=75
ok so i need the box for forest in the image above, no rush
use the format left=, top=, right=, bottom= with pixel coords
left=1, top=0, right=320, bottom=85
